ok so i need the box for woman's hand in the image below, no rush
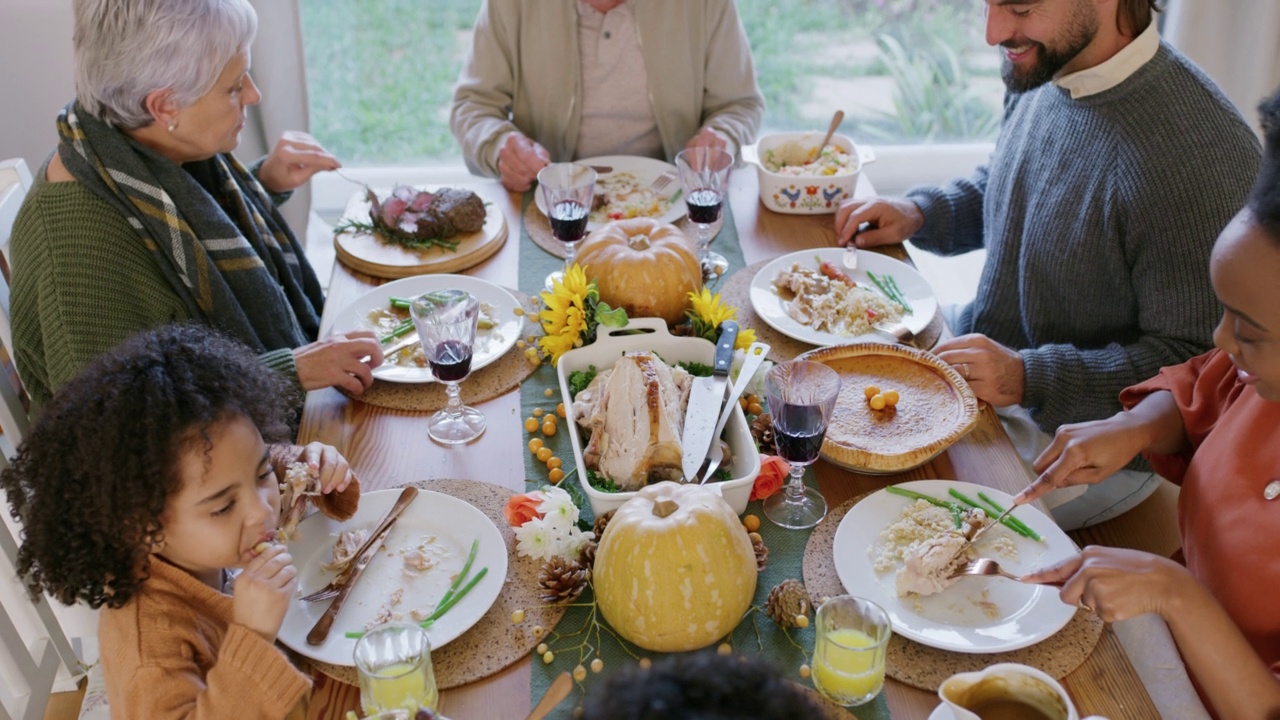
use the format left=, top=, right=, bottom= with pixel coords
left=294, top=331, right=382, bottom=394
left=834, top=196, right=924, bottom=248
left=1017, top=412, right=1150, bottom=505
left=233, top=543, right=297, bottom=642
left=1022, top=546, right=1195, bottom=622
left=497, top=131, right=550, bottom=192
left=257, top=130, right=341, bottom=195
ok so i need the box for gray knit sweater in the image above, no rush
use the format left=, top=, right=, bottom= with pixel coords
left=907, top=42, right=1260, bottom=434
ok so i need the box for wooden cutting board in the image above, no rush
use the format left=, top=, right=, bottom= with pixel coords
left=333, top=185, right=509, bottom=279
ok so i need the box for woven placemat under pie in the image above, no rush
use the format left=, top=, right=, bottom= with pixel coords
left=523, top=200, right=706, bottom=259
left=308, top=478, right=566, bottom=689
left=802, top=493, right=1103, bottom=692
left=720, top=260, right=944, bottom=362
left=344, top=289, right=540, bottom=412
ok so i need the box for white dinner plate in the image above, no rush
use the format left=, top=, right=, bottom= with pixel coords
left=832, top=480, right=1077, bottom=654
left=749, top=248, right=938, bottom=346
left=534, top=155, right=687, bottom=232
left=278, top=489, right=508, bottom=667
left=327, top=274, right=523, bottom=384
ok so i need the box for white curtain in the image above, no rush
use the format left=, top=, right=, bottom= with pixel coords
left=1165, top=0, right=1280, bottom=134
left=239, top=0, right=314, bottom=243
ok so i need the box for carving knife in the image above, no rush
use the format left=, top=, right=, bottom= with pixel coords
left=681, top=321, right=738, bottom=481
left=306, top=485, right=419, bottom=645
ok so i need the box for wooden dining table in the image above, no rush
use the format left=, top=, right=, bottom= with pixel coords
left=299, top=168, right=1177, bottom=719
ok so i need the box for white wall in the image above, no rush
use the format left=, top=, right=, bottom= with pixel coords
left=0, top=1, right=75, bottom=170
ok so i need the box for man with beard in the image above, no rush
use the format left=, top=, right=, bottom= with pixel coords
left=834, top=0, right=1260, bottom=529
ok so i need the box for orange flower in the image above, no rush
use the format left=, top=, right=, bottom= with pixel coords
left=503, top=491, right=546, bottom=527
left=751, top=455, right=790, bottom=501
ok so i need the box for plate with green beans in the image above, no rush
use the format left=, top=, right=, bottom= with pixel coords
left=749, top=248, right=937, bottom=347
left=278, top=488, right=508, bottom=665
left=326, top=273, right=524, bottom=383
left=832, top=480, right=1077, bottom=654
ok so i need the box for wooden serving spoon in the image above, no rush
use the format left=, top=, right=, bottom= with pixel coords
left=525, top=671, right=573, bottom=720
left=811, top=109, right=845, bottom=161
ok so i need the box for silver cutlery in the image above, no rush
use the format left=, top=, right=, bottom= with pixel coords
left=700, top=342, right=770, bottom=484
left=586, top=165, right=613, bottom=174
left=872, top=319, right=914, bottom=344
left=304, top=486, right=419, bottom=645
left=360, top=331, right=420, bottom=366
left=649, top=170, right=677, bottom=192
left=948, top=557, right=1024, bottom=582
left=681, top=321, right=738, bottom=482
left=842, top=221, right=871, bottom=270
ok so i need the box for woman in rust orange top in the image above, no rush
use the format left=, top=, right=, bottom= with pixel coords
left=1018, top=89, right=1280, bottom=720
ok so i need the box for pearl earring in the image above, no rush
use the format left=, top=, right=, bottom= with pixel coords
left=168, top=122, right=177, bottom=132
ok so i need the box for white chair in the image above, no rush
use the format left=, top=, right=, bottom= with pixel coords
left=0, top=157, right=81, bottom=720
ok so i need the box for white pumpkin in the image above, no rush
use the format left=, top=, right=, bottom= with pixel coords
left=593, top=481, right=757, bottom=652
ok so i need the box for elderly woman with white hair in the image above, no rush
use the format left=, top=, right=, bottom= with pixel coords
left=10, top=0, right=383, bottom=410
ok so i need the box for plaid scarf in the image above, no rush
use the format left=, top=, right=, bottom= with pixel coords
left=55, top=101, right=323, bottom=353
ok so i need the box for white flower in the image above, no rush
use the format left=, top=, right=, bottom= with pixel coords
left=730, top=350, right=773, bottom=398
left=538, top=486, right=580, bottom=531
left=513, top=517, right=559, bottom=562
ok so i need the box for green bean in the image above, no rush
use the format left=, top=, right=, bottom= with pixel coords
left=380, top=318, right=414, bottom=343
left=977, top=491, right=1041, bottom=541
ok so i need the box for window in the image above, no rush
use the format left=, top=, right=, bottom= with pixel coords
left=300, top=0, right=1003, bottom=170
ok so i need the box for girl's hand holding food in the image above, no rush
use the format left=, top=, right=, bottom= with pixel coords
left=233, top=543, right=298, bottom=642
left=300, top=441, right=357, bottom=495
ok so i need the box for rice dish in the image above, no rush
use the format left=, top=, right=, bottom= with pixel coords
left=762, top=142, right=857, bottom=177
left=773, top=263, right=903, bottom=337
left=589, top=171, right=673, bottom=224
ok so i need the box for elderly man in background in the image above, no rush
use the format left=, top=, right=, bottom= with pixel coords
left=11, top=0, right=382, bottom=410
left=835, top=0, right=1261, bottom=529
left=451, top=0, right=764, bottom=192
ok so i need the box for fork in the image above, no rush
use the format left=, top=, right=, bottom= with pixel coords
left=948, top=558, right=1024, bottom=583
left=649, top=170, right=677, bottom=192
left=873, top=319, right=914, bottom=344
left=699, top=343, right=769, bottom=484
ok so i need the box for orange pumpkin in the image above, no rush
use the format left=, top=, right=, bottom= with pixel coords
left=575, top=218, right=702, bottom=324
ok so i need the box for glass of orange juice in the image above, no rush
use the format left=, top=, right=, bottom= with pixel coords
left=354, top=622, right=438, bottom=715
left=812, top=595, right=891, bottom=707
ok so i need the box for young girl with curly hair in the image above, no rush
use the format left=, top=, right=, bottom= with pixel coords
left=1, top=324, right=361, bottom=719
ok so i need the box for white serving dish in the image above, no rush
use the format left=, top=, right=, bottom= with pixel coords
left=743, top=131, right=876, bottom=215
left=555, top=318, right=760, bottom=516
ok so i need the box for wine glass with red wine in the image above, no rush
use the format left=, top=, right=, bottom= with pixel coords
left=537, top=163, right=597, bottom=291
left=675, top=147, right=733, bottom=280
left=762, top=361, right=842, bottom=529
left=410, top=289, right=485, bottom=445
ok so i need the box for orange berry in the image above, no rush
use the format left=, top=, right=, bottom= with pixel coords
left=533, top=407, right=545, bottom=417
left=549, top=468, right=565, bottom=484
left=743, top=514, right=761, bottom=532
left=557, top=403, right=566, bottom=418
left=869, top=394, right=887, bottom=410
left=525, top=417, right=539, bottom=433
left=536, top=447, right=553, bottom=462
left=542, top=421, right=557, bottom=437
left=547, top=457, right=563, bottom=470
left=864, top=384, right=880, bottom=400
left=528, top=438, right=544, bottom=453
left=884, top=390, right=900, bottom=406
left=747, top=402, right=763, bottom=415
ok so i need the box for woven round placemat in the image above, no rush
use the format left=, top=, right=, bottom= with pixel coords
left=345, top=290, right=541, bottom=412
left=720, top=260, right=944, bottom=362
left=308, top=478, right=567, bottom=690
left=523, top=200, right=710, bottom=259
left=802, top=492, right=1103, bottom=692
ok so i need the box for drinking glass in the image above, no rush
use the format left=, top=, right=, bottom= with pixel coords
left=674, top=146, right=733, bottom=280
left=537, top=163, right=596, bottom=290
left=410, top=289, right=485, bottom=445
left=354, top=622, right=439, bottom=715
left=762, top=360, right=841, bottom=529
left=812, top=596, right=891, bottom=707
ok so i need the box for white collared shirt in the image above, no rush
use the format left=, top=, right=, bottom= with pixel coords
left=1054, top=21, right=1160, bottom=99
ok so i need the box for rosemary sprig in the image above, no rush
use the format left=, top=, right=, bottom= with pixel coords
left=333, top=218, right=463, bottom=253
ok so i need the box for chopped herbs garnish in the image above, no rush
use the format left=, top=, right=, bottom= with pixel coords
left=568, top=366, right=598, bottom=400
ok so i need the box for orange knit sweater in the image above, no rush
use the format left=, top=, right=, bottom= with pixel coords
left=98, top=557, right=311, bottom=720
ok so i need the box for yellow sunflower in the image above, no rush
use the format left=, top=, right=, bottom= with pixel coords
left=538, top=264, right=595, bottom=365
left=686, top=288, right=754, bottom=350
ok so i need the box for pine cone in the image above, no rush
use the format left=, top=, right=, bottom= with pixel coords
left=748, top=532, right=768, bottom=572
left=578, top=539, right=598, bottom=571
left=751, top=413, right=777, bottom=454
left=670, top=323, right=697, bottom=337
left=766, top=579, right=812, bottom=628
left=593, top=510, right=615, bottom=540
left=538, top=556, right=589, bottom=604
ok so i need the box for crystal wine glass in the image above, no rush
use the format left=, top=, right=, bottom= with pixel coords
left=410, top=289, right=485, bottom=445
left=762, top=361, right=842, bottom=529
left=674, top=146, right=733, bottom=280
left=537, top=163, right=597, bottom=291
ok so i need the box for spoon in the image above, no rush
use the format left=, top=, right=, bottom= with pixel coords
left=810, top=109, right=845, bottom=161
left=525, top=671, right=573, bottom=720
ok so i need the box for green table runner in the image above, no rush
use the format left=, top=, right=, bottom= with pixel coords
left=515, top=194, right=888, bottom=719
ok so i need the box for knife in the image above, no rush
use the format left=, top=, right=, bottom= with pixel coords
left=361, top=331, right=420, bottom=366
left=681, top=321, right=738, bottom=481
left=306, top=486, right=419, bottom=645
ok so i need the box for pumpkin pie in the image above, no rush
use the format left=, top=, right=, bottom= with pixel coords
left=799, top=343, right=978, bottom=474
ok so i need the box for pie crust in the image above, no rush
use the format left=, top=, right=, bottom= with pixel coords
left=798, top=343, right=979, bottom=474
